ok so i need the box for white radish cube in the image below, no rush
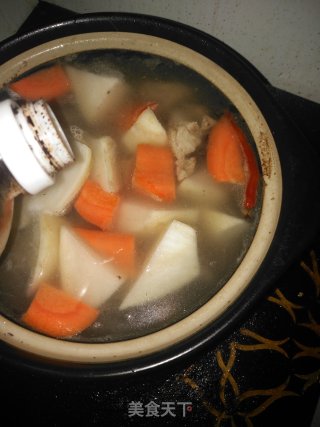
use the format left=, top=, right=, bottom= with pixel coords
left=29, top=214, right=63, bottom=295
left=21, top=141, right=91, bottom=216
left=201, top=208, right=249, bottom=239
left=122, top=107, right=167, bottom=153
left=87, top=135, right=121, bottom=193
left=116, top=197, right=198, bottom=234
left=60, top=226, right=126, bottom=308
left=120, top=220, right=199, bottom=309
left=66, top=66, right=129, bottom=125
left=177, top=169, right=230, bottom=208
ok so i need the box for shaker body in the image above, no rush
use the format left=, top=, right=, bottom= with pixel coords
left=0, top=97, right=74, bottom=255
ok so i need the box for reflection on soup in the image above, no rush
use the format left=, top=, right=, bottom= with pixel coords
left=0, top=50, right=261, bottom=342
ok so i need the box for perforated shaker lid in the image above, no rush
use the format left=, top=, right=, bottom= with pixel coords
left=0, top=99, right=74, bottom=194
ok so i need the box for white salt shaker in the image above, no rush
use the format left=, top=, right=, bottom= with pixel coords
left=0, top=98, right=74, bottom=254
left=0, top=98, right=74, bottom=195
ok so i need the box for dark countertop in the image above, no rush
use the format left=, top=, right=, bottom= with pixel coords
left=0, top=2, right=319, bottom=426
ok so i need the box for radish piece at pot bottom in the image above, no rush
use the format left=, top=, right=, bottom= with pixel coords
left=200, top=209, right=250, bottom=240
left=116, top=197, right=198, bottom=235
left=177, top=169, right=231, bottom=209
left=28, top=214, right=63, bottom=296
left=120, top=220, right=200, bottom=310
left=60, top=226, right=126, bottom=308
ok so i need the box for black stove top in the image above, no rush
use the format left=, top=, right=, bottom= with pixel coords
left=0, top=2, right=319, bottom=426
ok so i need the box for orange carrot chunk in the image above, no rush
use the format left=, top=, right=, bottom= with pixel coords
left=74, top=228, right=136, bottom=275
left=132, top=144, right=176, bottom=202
left=10, top=65, right=71, bottom=101
left=74, top=180, right=120, bottom=230
left=207, top=112, right=260, bottom=210
left=22, top=283, right=99, bottom=338
left=207, top=113, right=246, bottom=184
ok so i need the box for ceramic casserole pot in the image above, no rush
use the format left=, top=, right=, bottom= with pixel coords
left=0, top=13, right=319, bottom=378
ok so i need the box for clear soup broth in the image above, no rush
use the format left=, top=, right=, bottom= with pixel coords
left=0, top=50, right=261, bottom=343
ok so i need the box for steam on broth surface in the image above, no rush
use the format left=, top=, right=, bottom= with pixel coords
left=0, top=50, right=261, bottom=342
